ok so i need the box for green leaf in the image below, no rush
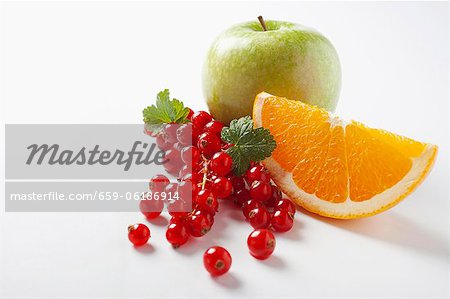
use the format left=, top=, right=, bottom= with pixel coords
left=221, top=117, right=277, bottom=176
left=142, top=89, right=190, bottom=133
left=221, top=116, right=253, bottom=144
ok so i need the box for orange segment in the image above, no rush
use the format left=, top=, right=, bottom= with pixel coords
left=264, top=98, right=331, bottom=172
left=346, top=121, right=414, bottom=202
left=253, top=92, right=438, bottom=219
left=315, top=125, right=348, bottom=203
left=363, top=123, right=427, bottom=158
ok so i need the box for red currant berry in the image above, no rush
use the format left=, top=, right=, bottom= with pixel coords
left=168, top=199, right=190, bottom=219
left=245, top=165, right=271, bottom=184
left=210, top=152, right=233, bottom=176
left=271, top=185, right=283, bottom=201
left=163, top=124, right=179, bottom=144
left=149, top=174, right=170, bottom=192
left=235, top=189, right=251, bottom=207
left=176, top=123, right=193, bottom=146
left=166, top=222, right=189, bottom=248
left=266, top=185, right=283, bottom=207
left=271, top=210, right=294, bottom=232
left=156, top=132, right=172, bottom=151
left=203, top=120, right=224, bottom=136
left=192, top=125, right=202, bottom=145
left=211, top=177, right=233, bottom=199
left=139, top=193, right=164, bottom=220
left=192, top=111, right=213, bottom=129
left=187, top=210, right=214, bottom=237
left=249, top=181, right=272, bottom=202
left=163, top=162, right=179, bottom=176
left=247, top=207, right=270, bottom=229
left=203, top=246, right=232, bottom=276
left=242, top=200, right=263, bottom=219
left=196, top=189, right=219, bottom=214
left=177, top=180, right=194, bottom=201
left=247, top=229, right=276, bottom=260
left=197, top=132, right=221, bottom=156
left=128, top=223, right=151, bottom=246
left=163, top=149, right=183, bottom=171
left=230, top=176, right=246, bottom=192
left=192, top=209, right=214, bottom=222
left=191, top=183, right=200, bottom=201
left=276, top=199, right=296, bottom=214
left=169, top=215, right=186, bottom=225
left=165, top=147, right=182, bottom=164
left=181, top=146, right=200, bottom=164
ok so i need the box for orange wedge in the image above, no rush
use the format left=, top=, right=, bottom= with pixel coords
left=253, top=92, right=438, bottom=219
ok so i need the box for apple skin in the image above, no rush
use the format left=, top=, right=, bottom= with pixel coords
left=203, top=20, right=341, bottom=124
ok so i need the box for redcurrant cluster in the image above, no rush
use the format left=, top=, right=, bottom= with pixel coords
left=130, top=109, right=297, bottom=275
left=231, top=163, right=296, bottom=234
left=142, top=110, right=233, bottom=248
left=171, top=111, right=235, bottom=247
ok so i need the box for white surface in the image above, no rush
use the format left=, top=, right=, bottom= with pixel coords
left=0, top=1, right=449, bottom=299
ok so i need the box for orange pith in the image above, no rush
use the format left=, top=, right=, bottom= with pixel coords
left=253, top=92, right=437, bottom=219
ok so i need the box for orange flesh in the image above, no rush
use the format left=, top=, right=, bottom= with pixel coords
left=259, top=97, right=428, bottom=203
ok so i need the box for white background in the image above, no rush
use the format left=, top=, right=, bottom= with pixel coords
left=1, top=1, right=449, bottom=298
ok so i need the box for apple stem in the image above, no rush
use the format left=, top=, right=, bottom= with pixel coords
left=258, top=16, right=267, bottom=31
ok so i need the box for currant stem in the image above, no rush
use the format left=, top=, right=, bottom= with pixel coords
left=201, top=155, right=209, bottom=190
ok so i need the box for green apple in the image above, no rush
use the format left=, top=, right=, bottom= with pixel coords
left=202, top=18, right=341, bottom=124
